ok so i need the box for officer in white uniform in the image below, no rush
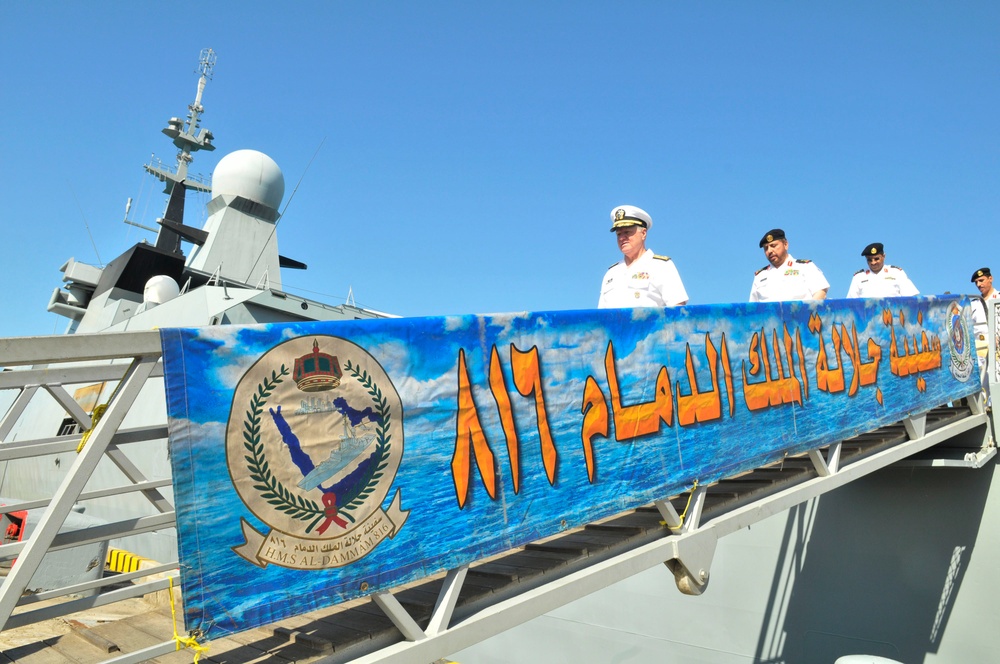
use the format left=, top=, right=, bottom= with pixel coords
left=846, top=242, right=919, bottom=298
left=749, top=229, right=829, bottom=302
left=598, top=205, right=688, bottom=308
left=971, top=267, right=1000, bottom=353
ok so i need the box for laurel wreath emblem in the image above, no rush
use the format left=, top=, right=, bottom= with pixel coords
left=242, top=361, right=393, bottom=534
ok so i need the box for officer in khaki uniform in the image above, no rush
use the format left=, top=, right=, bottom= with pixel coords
left=846, top=242, right=919, bottom=298
left=749, top=229, right=829, bottom=302
left=598, top=205, right=688, bottom=308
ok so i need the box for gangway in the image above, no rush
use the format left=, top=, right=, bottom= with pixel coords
left=0, top=297, right=996, bottom=664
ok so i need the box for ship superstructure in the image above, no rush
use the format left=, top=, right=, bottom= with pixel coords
left=2, top=49, right=389, bottom=566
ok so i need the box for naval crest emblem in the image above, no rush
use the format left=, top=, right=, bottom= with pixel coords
left=947, top=302, right=974, bottom=382
left=228, top=336, right=407, bottom=570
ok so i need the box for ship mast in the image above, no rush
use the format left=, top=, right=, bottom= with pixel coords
left=145, top=48, right=217, bottom=253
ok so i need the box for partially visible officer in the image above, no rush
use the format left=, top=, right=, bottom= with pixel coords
left=749, top=229, right=829, bottom=302
left=598, top=205, right=688, bottom=308
left=846, top=242, right=919, bottom=298
left=971, top=267, right=1000, bottom=353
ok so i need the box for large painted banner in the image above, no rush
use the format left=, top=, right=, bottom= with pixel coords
left=161, top=296, right=979, bottom=640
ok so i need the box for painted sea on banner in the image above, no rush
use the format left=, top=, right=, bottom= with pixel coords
left=160, top=296, right=979, bottom=639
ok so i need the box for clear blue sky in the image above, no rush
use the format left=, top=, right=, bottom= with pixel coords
left=2, top=2, right=997, bottom=338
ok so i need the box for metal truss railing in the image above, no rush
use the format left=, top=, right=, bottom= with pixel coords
left=0, top=330, right=180, bottom=662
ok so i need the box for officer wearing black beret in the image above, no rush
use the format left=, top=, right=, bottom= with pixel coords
left=971, top=267, right=998, bottom=350
left=749, top=229, right=829, bottom=302
left=846, top=242, right=918, bottom=298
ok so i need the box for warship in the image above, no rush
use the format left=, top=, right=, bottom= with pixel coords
left=0, top=49, right=997, bottom=664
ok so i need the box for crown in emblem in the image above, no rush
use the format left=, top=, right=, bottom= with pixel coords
left=614, top=208, right=625, bottom=221
left=294, top=340, right=342, bottom=392
left=871, top=247, right=877, bottom=254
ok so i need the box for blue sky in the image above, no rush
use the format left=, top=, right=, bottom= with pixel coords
left=2, top=2, right=997, bottom=339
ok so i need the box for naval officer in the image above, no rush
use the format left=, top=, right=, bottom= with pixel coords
left=971, top=267, right=1000, bottom=354
left=598, top=205, right=688, bottom=308
left=846, top=242, right=919, bottom=298
left=749, top=229, right=829, bottom=302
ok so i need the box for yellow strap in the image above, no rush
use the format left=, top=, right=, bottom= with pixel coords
left=76, top=403, right=108, bottom=453
left=168, top=577, right=209, bottom=662
left=663, top=480, right=699, bottom=531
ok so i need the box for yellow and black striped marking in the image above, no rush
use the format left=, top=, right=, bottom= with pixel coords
left=106, top=547, right=148, bottom=574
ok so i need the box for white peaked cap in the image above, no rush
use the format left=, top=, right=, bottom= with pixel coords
left=609, top=205, right=653, bottom=231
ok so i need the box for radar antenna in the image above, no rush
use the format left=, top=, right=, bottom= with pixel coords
left=144, top=48, right=217, bottom=253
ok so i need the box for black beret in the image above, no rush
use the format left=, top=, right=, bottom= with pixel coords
left=971, top=267, right=992, bottom=282
left=759, top=229, right=786, bottom=248
left=862, top=242, right=884, bottom=257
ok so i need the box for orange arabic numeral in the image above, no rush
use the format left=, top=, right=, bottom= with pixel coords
left=488, top=345, right=520, bottom=493
left=451, top=349, right=497, bottom=509
left=510, top=345, right=557, bottom=485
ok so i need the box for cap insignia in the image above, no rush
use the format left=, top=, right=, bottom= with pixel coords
left=870, top=247, right=878, bottom=254
left=765, top=234, right=773, bottom=242
left=614, top=208, right=626, bottom=221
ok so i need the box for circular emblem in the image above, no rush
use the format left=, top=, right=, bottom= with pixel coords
left=870, top=247, right=878, bottom=255
left=765, top=234, right=773, bottom=243
left=228, top=335, right=408, bottom=570
left=947, top=302, right=974, bottom=382
left=614, top=208, right=626, bottom=221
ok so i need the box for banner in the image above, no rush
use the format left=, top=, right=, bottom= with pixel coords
left=161, top=296, right=979, bottom=640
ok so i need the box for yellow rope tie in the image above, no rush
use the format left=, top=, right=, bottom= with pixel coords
left=76, top=403, right=108, bottom=453
left=663, top=480, right=699, bottom=531
left=168, top=577, right=209, bottom=662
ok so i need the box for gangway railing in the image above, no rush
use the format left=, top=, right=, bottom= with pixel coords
left=0, top=331, right=180, bottom=663
left=0, top=298, right=996, bottom=664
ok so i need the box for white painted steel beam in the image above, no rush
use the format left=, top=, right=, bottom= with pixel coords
left=0, top=478, right=172, bottom=513
left=0, top=385, right=38, bottom=440
left=904, top=412, right=927, bottom=439
left=0, top=360, right=164, bottom=389
left=426, top=566, right=469, bottom=637
left=4, top=575, right=177, bottom=629
left=0, top=425, right=169, bottom=461
left=104, top=445, right=174, bottom=513
left=372, top=590, right=426, bottom=642
left=42, top=383, right=95, bottom=429
left=0, top=330, right=162, bottom=366
left=17, top=563, right=178, bottom=604
left=808, top=441, right=842, bottom=477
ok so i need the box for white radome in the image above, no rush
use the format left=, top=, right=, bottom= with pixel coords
left=212, top=149, right=285, bottom=210
left=143, top=275, right=180, bottom=305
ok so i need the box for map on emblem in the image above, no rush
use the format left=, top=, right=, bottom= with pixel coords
left=227, top=337, right=407, bottom=570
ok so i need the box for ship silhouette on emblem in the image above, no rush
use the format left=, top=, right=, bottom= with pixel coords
left=298, top=418, right=379, bottom=491
left=294, top=340, right=342, bottom=391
